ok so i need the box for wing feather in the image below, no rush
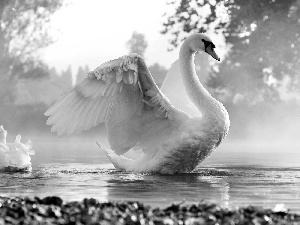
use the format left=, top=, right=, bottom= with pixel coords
left=86, top=98, right=104, bottom=129
left=75, top=78, right=104, bottom=98
left=45, top=92, right=77, bottom=124
left=66, top=99, right=91, bottom=135
left=45, top=54, right=178, bottom=154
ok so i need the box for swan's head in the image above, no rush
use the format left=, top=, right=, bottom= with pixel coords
left=187, top=33, right=220, bottom=61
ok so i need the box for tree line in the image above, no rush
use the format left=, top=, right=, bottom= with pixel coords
left=162, top=0, right=300, bottom=140
left=162, top=0, right=300, bottom=105
left=1, top=0, right=299, bottom=139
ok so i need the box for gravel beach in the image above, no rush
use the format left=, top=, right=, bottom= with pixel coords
left=0, top=196, right=299, bottom=224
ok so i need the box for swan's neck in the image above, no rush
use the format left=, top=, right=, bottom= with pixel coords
left=179, top=43, right=222, bottom=119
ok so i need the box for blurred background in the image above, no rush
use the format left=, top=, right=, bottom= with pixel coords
left=0, top=0, right=299, bottom=148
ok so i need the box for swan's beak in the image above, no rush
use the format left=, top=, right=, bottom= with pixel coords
left=205, top=45, right=220, bottom=61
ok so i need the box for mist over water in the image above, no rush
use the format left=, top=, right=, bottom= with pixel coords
left=1, top=96, right=300, bottom=212
left=0, top=0, right=300, bottom=217
left=1, top=51, right=300, bottom=214
left=1, top=130, right=299, bottom=213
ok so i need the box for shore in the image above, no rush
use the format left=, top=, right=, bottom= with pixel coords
left=0, top=196, right=299, bottom=224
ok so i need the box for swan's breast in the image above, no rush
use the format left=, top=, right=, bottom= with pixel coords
left=156, top=117, right=228, bottom=173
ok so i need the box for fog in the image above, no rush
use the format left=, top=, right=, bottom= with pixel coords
left=1, top=1, right=300, bottom=168
left=1, top=53, right=299, bottom=165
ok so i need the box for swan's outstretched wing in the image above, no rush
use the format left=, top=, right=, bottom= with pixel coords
left=45, top=53, right=178, bottom=154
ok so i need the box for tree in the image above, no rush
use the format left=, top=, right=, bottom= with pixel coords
left=0, top=0, right=63, bottom=104
left=60, top=65, right=73, bottom=89
left=76, top=65, right=90, bottom=85
left=126, top=32, right=169, bottom=86
left=162, top=0, right=300, bottom=104
left=126, top=31, right=148, bottom=57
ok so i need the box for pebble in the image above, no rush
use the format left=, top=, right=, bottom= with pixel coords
left=0, top=196, right=299, bottom=224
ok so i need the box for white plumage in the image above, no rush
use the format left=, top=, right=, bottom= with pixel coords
left=45, top=33, right=230, bottom=174
left=0, top=126, right=35, bottom=171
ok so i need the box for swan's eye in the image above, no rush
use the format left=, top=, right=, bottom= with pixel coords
left=202, top=39, right=215, bottom=49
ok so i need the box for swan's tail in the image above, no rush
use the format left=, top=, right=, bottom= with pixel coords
left=96, top=141, right=133, bottom=170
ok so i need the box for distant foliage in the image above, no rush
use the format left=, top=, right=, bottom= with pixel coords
left=1, top=65, right=74, bottom=134
left=76, top=65, right=90, bottom=85
left=0, top=0, right=63, bottom=104
left=126, top=31, right=148, bottom=57
left=60, top=65, right=73, bottom=88
left=15, top=66, right=74, bottom=106
left=162, top=0, right=300, bottom=104
left=126, top=32, right=169, bottom=87
left=0, top=0, right=63, bottom=79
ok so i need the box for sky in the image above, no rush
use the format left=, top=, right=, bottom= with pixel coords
left=42, top=0, right=180, bottom=74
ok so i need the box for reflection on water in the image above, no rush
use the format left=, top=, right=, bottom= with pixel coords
left=1, top=164, right=299, bottom=213
left=0, top=138, right=300, bottom=213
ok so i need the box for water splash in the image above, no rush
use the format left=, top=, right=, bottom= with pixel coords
left=0, top=126, right=35, bottom=171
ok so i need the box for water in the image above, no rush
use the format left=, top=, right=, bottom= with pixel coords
left=0, top=135, right=300, bottom=213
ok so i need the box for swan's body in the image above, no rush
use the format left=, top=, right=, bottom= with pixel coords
left=45, top=33, right=229, bottom=174
left=0, top=126, right=35, bottom=170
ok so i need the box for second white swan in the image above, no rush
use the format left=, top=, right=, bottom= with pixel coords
left=45, top=33, right=230, bottom=174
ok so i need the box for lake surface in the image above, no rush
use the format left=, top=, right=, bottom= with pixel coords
left=0, top=135, right=300, bottom=213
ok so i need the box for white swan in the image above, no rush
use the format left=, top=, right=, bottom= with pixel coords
left=0, top=126, right=35, bottom=171
left=44, top=33, right=230, bottom=174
